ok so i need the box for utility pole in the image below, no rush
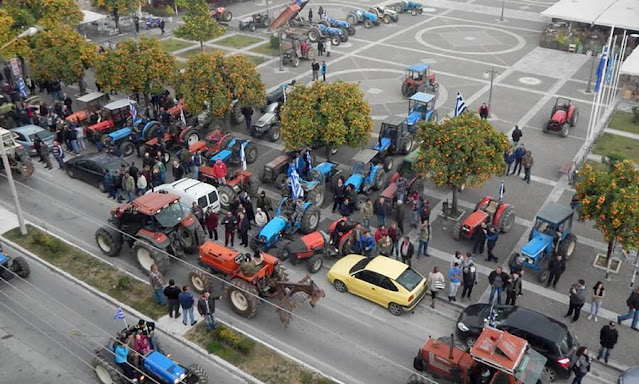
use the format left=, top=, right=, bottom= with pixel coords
left=0, top=136, right=27, bottom=235
left=585, top=51, right=596, bottom=93
left=500, top=0, right=506, bottom=21
left=278, top=32, right=283, bottom=71
left=484, top=67, right=499, bottom=118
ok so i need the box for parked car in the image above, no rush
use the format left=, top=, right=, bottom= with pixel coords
left=65, top=152, right=129, bottom=192
left=10, top=125, right=54, bottom=156
left=618, top=367, right=639, bottom=384
left=327, top=255, right=427, bottom=316
left=151, top=178, right=220, bottom=213
left=456, top=304, right=578, bottom=382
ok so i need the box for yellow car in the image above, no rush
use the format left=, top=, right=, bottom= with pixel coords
left=327, top=255, right=428, bottom=316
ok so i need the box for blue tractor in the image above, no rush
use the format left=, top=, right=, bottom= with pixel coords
left=308, top=24, right=346, bottom=45
left=406, top=92, right=438, bottom=133
left=346, top=8, right=380, bottom=28
left=208, top=136, right=259, bottom=166
left=251, top=197, right=321, bottom=252
left=0, top=242, right=30, bottom=280
left=345, top=149, right=387, bottom=209
left=374, top=116, right=415, bottom=171
left=321, top=16, right=356, bottom=35
left=389, top=0, right=424, bottom=15
left=508, top=202, right=578, bottom=283
left=288, top=160, right=342, bottom=207
left=91, top=327, right=208, bottom=384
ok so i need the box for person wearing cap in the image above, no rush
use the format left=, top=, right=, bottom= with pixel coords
left=597, top=321, right=618, bottom=364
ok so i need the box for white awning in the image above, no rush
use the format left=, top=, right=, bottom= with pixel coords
left=80, top=10, right=107, bottom=25
left=620, top=47, right=639, bottom=76
left=541, top=0, right=639, bottom=31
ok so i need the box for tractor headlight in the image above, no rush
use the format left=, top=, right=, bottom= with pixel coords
left=457, top=322, right=469, bottom=332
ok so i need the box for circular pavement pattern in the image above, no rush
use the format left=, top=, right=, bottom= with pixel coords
left=414, top=25, right=526, bottom=55
left=518, top=76, right=542, bottom=85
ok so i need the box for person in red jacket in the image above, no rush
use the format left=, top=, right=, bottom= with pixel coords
left=478, top=103, right=490, bottom=120
left=213, top=159, right=227, bottom=184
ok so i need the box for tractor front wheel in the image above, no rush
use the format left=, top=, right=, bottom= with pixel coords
left=267, top=126, right=280, bottom=142
left=10, top=256, right=30, bottom=278
left=383, top=15, right=391, bottom=24
left=347, top=26, right=356, bottom=35
left=189, top=269, right=212, bottom=294
left=411, top=9, right=417, bottom=16
left=558, top=234, right=577, bottom=260
left=301, top=206, right=321, bottom=234
left=95, top=226, right=123, bottom=257
left=178, top=224, right=204, bottom=254
left=227, top=278, right=259, bottom=318
left=569, top=108, right=579, bottom=127
left=401, top=136, right=413, bottom=154
left=245, top=142, right=258, bottom=163
left=307, top=185, right=325, bottom=207
left=364, top=19, right=373, bottom=28
left=331, top=37, right=340, bottom=46
left=306, top=255, right=323, bottom=274
left=120, top=142, right=136, bottom=157
left=347, top=13, right=357, bottom=24
left=401, top=82, right=410, bottom=97
left=560, top=124, right=569, bottom=138
left=373, top=169, right=386, bottom=190
left=222, top=10, right=232, bottom=22
left=186, top=364, right=209, bottom=384
left=383, top=157, right=394, bottom=172
left=92, top=356, right=124, bottom=384
left=339, top=34, right=348, bottom=43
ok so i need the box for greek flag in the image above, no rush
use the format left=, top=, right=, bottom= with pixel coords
left=595, top=47, right=608, bottom=93
left=129, top=98, right=137, bottom=121
left=499, top=181, right=505, bottom=202
left=305, top=150, right=312, bottom=171
left=240, top=141, right=247, bottom=171
left=290, top=167, right=304, bottom=200
left=113, top=307, right=125, bottom=321
left=454, top=91, right=467, bottom=117
left=180, top=107, right=187, bottom=125
left=17, top=77, right=28, bottom=99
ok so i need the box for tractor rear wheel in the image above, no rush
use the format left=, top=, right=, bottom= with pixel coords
left=373, top=169, right=386, bottom=190
left=306, top=47, right=317, bottom=60
left=92, top=356, right=124, bottom=384
left=120, top=142, right=135, bottom=157
left=144, top=121, right=163, bottom=141
left=133, top=240, right=170, bottom=274
left=364, top=19, right=373, bottom=28
left=279, top=246, right=293, bottom=261
left=222, top=10, right=232, bottom=22
left=189, top=269, right=212, bottom=294
left=306, top=255, right=323, bottom=274
left=301, top=206, right=321, bottom=234
left=231, top=102, right=245, bottom=126
left=452, top=220, right=463, bottom=240
left=217, top=185, right=236, bottom=210
left=339, top=235, right=354, bottom=256
left=10, top=256, right=30, bottom=278
left=308, top=28, right=321, bottom=42
left=275, top=173, right=289, bottom=192
left=347, top=13, right=357, bottom=24
left=558, top=234, right=577, bottom=260
left=497, top=206, right=515, bottom=233
left=401, top=135, right=413, bottom=154
left=383, top=15, right=391, bottom=23
left=178, top=224, right=204, bottom=254
left=187, top=364, right=209, bottom=384
left=181, top=127, right=201, bottom=146
left=401, top=82, right=410, bottom=97
left=569, top=108, right=579, bottom=127
left=99, top=134, right=112, bottom=148
left=383, top=157, right=394, bottom=172
left=95, top=226, right=123, bottom=257
left=244, top=142, right=258, bottom=163
left=307, top=185, right=325, bottom=206
left=543, top=121, right=551, bottom=133
left=227, top=278, right=259, bottom=318
left=244, top=174, right=260, bottom=196
left=394, top=4, right=403, bottom=12
left=267, top=126, right=280, bottom=142
left=347, top=26, right=356, bottom=35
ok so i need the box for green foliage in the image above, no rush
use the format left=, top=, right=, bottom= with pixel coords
left=176, top=51, right=265, bottom=117
left=115, top=275, right=133, bottom=291
left=142, top=4, right=173, bottom=17
left=92, top=0, right=139, bottom=14
left=4, top=0, right=83, bottom=28
left=174, top=0, right=225, bottom=46
left=270, top=34, right=280, bottom=49
left=280, top=81, right=373, bottom=151
left=30, top=230, right=66, bottom=254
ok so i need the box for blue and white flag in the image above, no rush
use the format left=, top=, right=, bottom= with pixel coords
left=498, top=181, right=505, bottom=202
left=240, top=141, right=247, bottom=171
left=605, top=52, right=616, bottom=84
left=290, top=167, right=304, bottom=200
left=454, top=91, right=467, bottom=117
left=113, top=307, right=125, bottom=321
left=305, top=150, right=313, bottom=172
left=595, top=47, right=608, bottom=93
left=180, top=107, right=187, bottom=125
left=128, top=98, right=137, bottom=121
left=17, top=77, right=28, bottom=99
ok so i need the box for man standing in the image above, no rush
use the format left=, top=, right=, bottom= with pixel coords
left=221, top=211, right=237, bottom=247
left=485, top=226, right=499, bottom=262
left=256, top=191, right=272, bottom=220
left=597, top=321, right=618, bottom=364
left=178, top=286, right=197, bottom=326
left=159, top=18, right=165, bottom=35
left=321, top=61, right=327, bottom=81
left=163, top=279, right=181, bottom=319
left=522, top=150, right=534, bottom=184
left=374, top=197, right=388, bottom=227
left=205, top=208, right=219, bottom=240
left=488, top=267, right=509, bottom=305
left=197, top=290, right=221, bottom=331
left=149, top=264, right=166, bottom=306
left=172, top=160, right=184, bottom=181
left=191, top=202, right=204, bottom=226
left=417, top=219, right=430, bottom=258
left=546, top=254, right=566, bottom=289
left=241, top=106, right=253, bottom=130
left=565, top=279, right=586, bottom=323
left=505, top=272, right=522, bottom=305
left=472, top=222, right=487, bottom=257
left=311, top=60, right=320, bottom=81
left=63, top=93, right=73, bottom=113
left=399, top=236, right=414, bottom=266
left=511, top=125, right=523, bottom=147
left=122, top=171, right=136, bottom=203
left=511, top=143, right=526, bottom=176
left=52, top=141, right=64, bottom=169
left=191, top=150, right=203, bottom=181
left=617, top=287, right=639, bottom=330
left=478, top=103, right=489, bottom=120
left=39, top=141, right=53, bottom=170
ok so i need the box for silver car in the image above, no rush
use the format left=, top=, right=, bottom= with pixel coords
left=10, top=124, right=55, bottom=156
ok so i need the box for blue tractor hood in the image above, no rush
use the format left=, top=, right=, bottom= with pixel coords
left=259, top=216, right=288, bottom=242
left=521, top=235, right=549, bottom=258
left=345, top=174, right=364, bottom=191
left=108, top=127, right=132, bottom=141
left=143, top=351, right=187, bottom=383
left=406, top=111, right=422, bottom=127
left=374, top=137, right=391, bottom=152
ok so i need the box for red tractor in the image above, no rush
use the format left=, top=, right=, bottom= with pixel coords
left=278, top=231, right=332, bottom=273
left=401, top=63, right=439, bottom=98
left=189, top=129, right=258, bottom=166
left=144, top=121, right=202, bottom=163
left=453, top=196, right=515, bottom=240
left=544, top=97, right=578, bottom=138
left=187, top=242, right=325, bottom=327
left=328, top=217, right=363, bottom=256
left=410, top=327, right=548, bottom=384
left=380, top=172, right=424, bottom=207
left=199, top=168, right=260, bottom=210
left=85, top=99, right=137, bottom=142
left=94, top=193, right=206, bottom=273
left=209, top=6, right=232, bottom=22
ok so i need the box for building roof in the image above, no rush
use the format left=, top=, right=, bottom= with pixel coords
left=541, top=0, right=639, bottom=31
left=409, top=92, right=436, bottom=104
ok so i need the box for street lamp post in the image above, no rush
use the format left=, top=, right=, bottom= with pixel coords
left=585, top=51, right=597, bottom=93
left=278, top=32, right=284, bottom=71
left=500, top=0, right=506, bottom=21
left=483, top=67, right=499, bottom=118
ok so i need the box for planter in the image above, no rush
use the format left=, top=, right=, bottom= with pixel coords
left=593, top=253, right=621, bottom=274
left=439, top=208, right=466, bottom=222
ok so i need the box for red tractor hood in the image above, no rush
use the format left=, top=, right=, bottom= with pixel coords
left=87, top=120, right=114, bottom=132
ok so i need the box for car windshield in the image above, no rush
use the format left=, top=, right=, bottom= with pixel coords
left=558, top=331, right=574, bottom=355
left=349, top=257, right=371, bottom=274
left=396, top=267, right=423, bottom=291
left=155, top=201, right=189, bottom=228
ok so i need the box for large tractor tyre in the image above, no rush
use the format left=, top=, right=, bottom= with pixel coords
left=543, top=122, right=551, bottom=134
left=394, top=4, right=403, bottom=12
left=401, top=82, right=410, bottom=97
left=508, top=252, right=519, bottom=271
left=244, top=142, right=258, bottom=164
left=189, top=269, right=212, bottom=294
left=363, top=19, right=373, bottom=28
left=373, top=169, right=386, bottom=190
left=383, top=157, right=394, bottom=172
left=95, top=226, right=123, bottom=257
left=245, top=174, right=260, bottom=197
left=132, top=240, right=170, bottom=274
left=278, top=246, right=293, bottom=261
left=339, top=235, right=354, bottom=256
left=275, top=173, right=289, bottom=191
left=346, top=13, right=357, bottom=24
left=92, top=356, right=125, bottom=384
left=401, top=135, right=413, bottom=154
left=309, top=169, right=324, bottom=183
left=383, top=15, right=391, bottom=24
left=181, top=127, right=202, bottom=146
left=144, top=122, right=163, bottom=141
left=230, top=102, right=245, bottom=126
left=331, top=37, right=340, bottom=47
left=301, top=206, right=321, bottom=234
left=120, top=142, right=136, bottom=157
left=217, top=185, right=237, bottom=210
left=249, top=22, right=257, bottom=32
left=308, top=28, right=321, bottom=43
left=259, top=168, right=271, bottom=183
left=347, top=26, right=356, bottom=35
left=186, top=364, right=209, bottom=384
left=222, top=10, right=232, bottom=22
left=306, top=255, right=323, bottom=274
left=418, top=8, right=423, bottom=13
left=227, top=278, right=259, bottom=318
left=178, top=224, right=204, bottom=254
left=411, top=9, right=418, bottom=16
left=291, top=56, right=300, bottom=67
left=340, top=34, right=348, bottom=42
left=306, top=47, right=317, bottom=60
left=558, top=234, right=577, bottom=260
left=569, top=108, right=579, bottom=127
left=261, top=16, right=271, bottom=28
left=355, top=195, right=367, bottom=211
left=307, top=185, right=325, bottom=207
left=560, top=124, right=569, bottom=138
left=452, top=220, right=463, bottom=240
left=267, top=126, right=280, bottom=142
left=431, top=82, right=440, bottom=93
left=535, top=258, right=550, bottom=283
left=497, top=206, right=515, bottom=233
left=10, top=256, right=30, bottom=279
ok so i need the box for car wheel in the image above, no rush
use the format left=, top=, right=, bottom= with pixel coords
left=97, top=181, right=106, bottom=193
left=388, top=302, right=402, bottom=316
left=543, top=366, right=557, bottom=382
left=66, top=167, right=75, bottom=178
left=334, top=279, right=347, bottom=292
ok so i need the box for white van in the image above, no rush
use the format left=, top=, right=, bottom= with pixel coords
left=150, top=178, right=220, bottom=213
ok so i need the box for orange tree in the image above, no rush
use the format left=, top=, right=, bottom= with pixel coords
left=575, top=160, right=639, bottom=260
left=4, top=0, right=82, bottom=29
left=29, top=25, right=96, bottom=94
left=94, top=36, right=176, bottom=104
left=280, top=81, right=372, bottom=158
left=175, top=51, right=264, bottom=119
left=414, top=113, right=509, bottom=216
left=174, top=0, right=225, bottom=52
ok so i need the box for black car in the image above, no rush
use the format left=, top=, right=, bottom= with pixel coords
left=65, top=152, right=129, bottom=192
left=456, top=304, right=577, bottom=382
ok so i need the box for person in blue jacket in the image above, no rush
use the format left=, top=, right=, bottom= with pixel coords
left=511, top=143, right=526, bottom=176
left=359, top=232, right=375, bottom=257
left=114, top=338, right=135, bottom=381
left=503, top=148, right=515, bottom=176
left=485, top=226, right=499, bottom=262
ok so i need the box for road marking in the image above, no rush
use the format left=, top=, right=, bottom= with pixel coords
left=414, top=25, right=527, bottom=55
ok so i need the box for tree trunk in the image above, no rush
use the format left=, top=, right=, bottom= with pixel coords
left=325, top=146, right=332, bottom=161
left=113, top=9, right=120, bottom=31
left=451, top=185, right=459, bottom=217
left=78, top=76, right=87, bottom=96
left=200, top=41, right=204, bottom=52
left=605, top=238, right=615, bottom=260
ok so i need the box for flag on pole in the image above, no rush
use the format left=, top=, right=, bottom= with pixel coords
left=454, top=91, right=467, bottom=117
left=595, top=47, right=608, bottom=93
left=240, top=142, right=247, bottom=171
left=113, top=307, right=125, bottom=321
left=498, top=181, right=505, bottom=202
left=305, top=150, right=313, bottom=172
left=605, top=53, right=616, bottom=84
left=180, top=107, right=187, bottom=125
left=17, top=77, right=28, bottom=99
left=290, top=167, right=304, bottom=200
left=128, top=98, right=137, bottom=121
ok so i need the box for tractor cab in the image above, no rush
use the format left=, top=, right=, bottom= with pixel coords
left=402, top=63, right=439, bottom=98
left=66, top=91, right=110, bottom=125
left=407, top=92, right=438, bottom=133
left=345, top=149, right=386, bottom=194
left=374, top=116, right=414, bottom=170
left=545, top=97, right=578, bottom=137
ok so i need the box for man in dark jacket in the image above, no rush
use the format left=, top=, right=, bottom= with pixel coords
left=488, top=267, right=509, bottom=305
left=39, top=142, right=53, bottom=170
left=597, top=321, right=618, bottom=363
left=546, top=254, right=566, bottom=289
left=617, top=287, right=639, bottom=330
left=485, top=226, right=499, bottom=262
left=472, top=222, right=487, bottom=256
left=399, top=236, right=414, bottom=266
left=221, top=211, right=237, bottom=247
left=374, top=197, right=389, bottom=227
left=205, top=208, right=219, bottom=240
left=172, top=160, right=184, bottom=180
left=511, top=125, right=523, bottom=147
left=163, top=279, right=181, bottom=319
left=565, top=279, right=586, bottom=322
left=505, top=272, right=522, bottom=305
left=178, top=286, right=196, bottom=326
left=197, top=290, right=221, bottom=331
left=511, top=143, right=526, bottom=176
left=256, top=191, right=273, bottom=220
left=241, top=106, right=253, bottom=130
